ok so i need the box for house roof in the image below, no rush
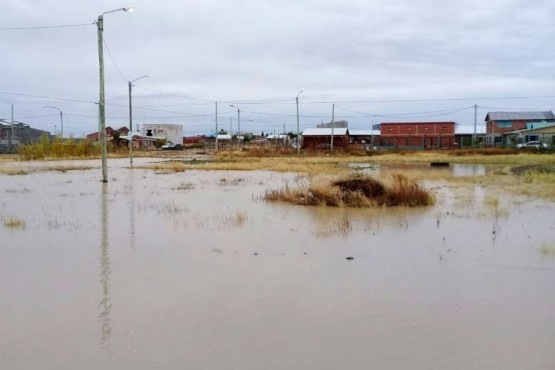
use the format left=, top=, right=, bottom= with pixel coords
left=380, top=121, right=455, bottom=125
left=485, top=111, right=555, bottom=121
left=501, top=123, right=555, bottom=135
left=302, top=128, right=349, bottom=136
left=350, top=129, right=380, bottom=136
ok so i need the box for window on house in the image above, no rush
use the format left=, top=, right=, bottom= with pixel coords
left=498, top=121, right=512, bottom=128
left=387, top=128, right=393, bottom=131
left=494, top=137, right=503, bottom=143
left=442, top=126, right=447, bottom=130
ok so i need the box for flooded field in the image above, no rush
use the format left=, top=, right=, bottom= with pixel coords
left=1, top=158, right=554, bottom=370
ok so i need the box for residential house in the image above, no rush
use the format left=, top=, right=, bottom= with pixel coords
left=301, top=128, right=349, bottom=149
left=502, top=123, right=555, bottom=147
left=142, top=124, right=183, bottom=145
left=379, top=122, right=456, bottom=149
left=484, top=111, right=555, bottom=146
left=86, top=126, right=117, bottom=140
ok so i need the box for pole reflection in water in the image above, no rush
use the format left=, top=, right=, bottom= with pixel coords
left=98, top=183, right=112, bottom=349
left=128, top=169, right=136, bottom=250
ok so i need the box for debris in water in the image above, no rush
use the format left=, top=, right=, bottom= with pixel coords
left=346, top=256, right=354, bottom=261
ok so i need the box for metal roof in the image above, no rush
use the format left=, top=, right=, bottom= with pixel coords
left=302, top=128, right=348, bottom=136
left=485, top=111, right=555, bottom=121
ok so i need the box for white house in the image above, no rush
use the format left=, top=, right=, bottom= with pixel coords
left=141, top=124, right=183, bottom=145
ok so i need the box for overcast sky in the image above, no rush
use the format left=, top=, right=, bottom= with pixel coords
left=1, top=0, right=555, bottom=136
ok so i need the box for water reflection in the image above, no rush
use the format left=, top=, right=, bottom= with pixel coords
left=128, top=170, right=136, bottom=250
left=98, top=183, right=112, bottom=349
left=348, top=163, right=488, bottom=177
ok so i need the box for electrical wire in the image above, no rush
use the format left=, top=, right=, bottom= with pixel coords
left=0, top=22, right=95, bottom=30
left=103, top=38, right=127, bottom=83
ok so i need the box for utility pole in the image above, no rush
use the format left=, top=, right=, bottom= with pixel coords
left=296, top=88, right=304, bottom=155
left=128, top=74, right=150, bottom=166
left=128, top=81, right=133, bottom=165
left=215, top=101, right=218, bottom=151
left=330, top=103, right=335, bottom=152
left=229, top=105, right=240, bottom=133
left=97, top=7, right=133, bottom=183
left=97, top=14, right=108, bottom=182
left=473, top=104, right=477, bottom=147
left=44, top=106, right=64, bottom=141
left=11, top=104, right=14, bottom=143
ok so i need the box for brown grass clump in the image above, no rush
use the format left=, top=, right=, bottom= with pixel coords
left=265, top=174, right=434, bottom=208
left=384, top=174, right=435, bottom=207
left=3, top=216, right=26, bottom=229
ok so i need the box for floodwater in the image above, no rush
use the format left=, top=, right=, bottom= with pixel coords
left=1, top=158, right=554, bottom=370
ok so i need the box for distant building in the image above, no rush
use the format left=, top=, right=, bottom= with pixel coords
left=454, top=125, right=486, bottom=147
left=349, top=129, right=380, bottom=147
left=86, top=126, right=117, bottom=140
left=302, top=128, right=349, bottom=149
left=502, top=123, right=555, bottom=147
left=379, top=122, right=456, bottom=149
left=0, top=120, right=51, bottom=153
left=142, top=124, right=183, bottom=145
left=316, top=120, right=348, bottom=129
left=484, top=111, right=555, bottom=146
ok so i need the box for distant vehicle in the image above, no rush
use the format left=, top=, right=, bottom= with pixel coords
left=161, top=142, right=173, bottom=150
left=170, top=143, right=183, bottom=150
left=516, top=141, right=549, bottom=150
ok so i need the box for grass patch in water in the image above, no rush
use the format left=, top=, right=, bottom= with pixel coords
left=3, top=216, right=26, bottom=229
left=312, top=216, right=353, bottom=238
left=265, top=174, right=434, bottom=207
left=540, top=245, right=555, bottom=257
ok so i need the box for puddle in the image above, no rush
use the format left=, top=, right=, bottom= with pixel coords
left=349, top=162, right=488, bottom=177
left=0, top=162, right=554, bottom=370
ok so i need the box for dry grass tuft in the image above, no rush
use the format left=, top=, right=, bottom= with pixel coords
left=3, top=216, right=26, bottom=229
left=540, top=245, right=555, bottom=256
left=384, top=174, right=435, bottom=207
left=265, top=173, right=434, bottom=208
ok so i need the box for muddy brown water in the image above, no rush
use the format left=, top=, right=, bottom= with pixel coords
left=1, top=158, right=554, bottom=370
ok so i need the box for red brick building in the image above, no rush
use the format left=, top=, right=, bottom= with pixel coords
left=379, top=122, right=456, bottom=149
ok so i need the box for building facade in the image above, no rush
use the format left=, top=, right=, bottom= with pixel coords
left=379, top=122, right=456, bottom=149
left=142, top=124, right=184, bottom=145
left=301, top=128, right=349, bottom=149
left=484, top=111, right=555, bottom=146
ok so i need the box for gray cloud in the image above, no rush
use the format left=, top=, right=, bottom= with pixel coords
left=1, top=0, right=554, bottom=135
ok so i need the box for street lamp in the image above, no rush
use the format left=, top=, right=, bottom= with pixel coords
left=128, top=74, right=151, bottom=165
left=229, top=105, right=241, bottom=133
left=97, top=7, right=133, bottom=183
left=296, top=88, right=304, bottom=155
left=44, top=105, right=63, bottom=140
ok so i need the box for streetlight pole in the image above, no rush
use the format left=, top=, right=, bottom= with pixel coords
left=44, top=106, right=63, bottom=140
left=229, top=105, right=240, bottom=133
left=97, top=7, right=133, bottom=183
left=296, top=88, right=304, bottom=155
left=128, top=74, right=150, bottom=166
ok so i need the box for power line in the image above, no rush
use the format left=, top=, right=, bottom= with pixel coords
left=103, top=38, right=127, bottom=83
left=0, top=22, right=95, bottom=30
